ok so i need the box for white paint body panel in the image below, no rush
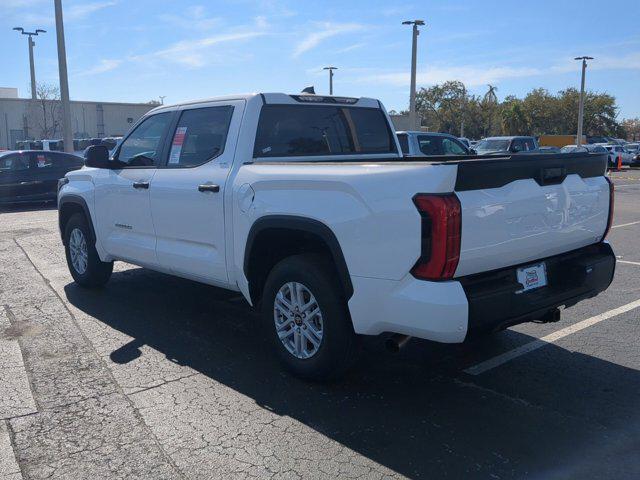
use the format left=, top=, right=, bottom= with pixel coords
left=455, top=175, right=609, bottom=277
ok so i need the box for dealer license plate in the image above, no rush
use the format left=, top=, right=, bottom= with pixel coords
left=516, top=262, right=548, bottom=293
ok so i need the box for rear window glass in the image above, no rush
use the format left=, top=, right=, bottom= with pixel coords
left=253, top=105, right=396, bottom=158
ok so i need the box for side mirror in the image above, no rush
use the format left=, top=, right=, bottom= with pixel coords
left=469, top=148, right=477, bottom=155
left=84, top=145, right=111, bottom=168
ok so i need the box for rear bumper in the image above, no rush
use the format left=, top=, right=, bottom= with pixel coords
left=459, top=242, right=615, bottom=339
left=347, top=242, right=614, bottom=343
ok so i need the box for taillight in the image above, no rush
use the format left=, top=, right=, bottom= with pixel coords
left=411, top=193, right=462, bottom=280
left=602, top=177, right=615, bottom=240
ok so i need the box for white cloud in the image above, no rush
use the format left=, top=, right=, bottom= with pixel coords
left=293, top=22, right=364, bottom=58
left=357, top=65, right=541, bottom=88
left=336, top=42, right=366, bottom=54
left=132, top=17, right=269, bottom=69
left=66, top=1, right=116, bottom=20
left=353, top=52, right=640, bottom=89
left=78, top=58, right=122, bottom=76
left=15, top=1, right=116, bottom=25
left=158, top=5, right=221, bottom=31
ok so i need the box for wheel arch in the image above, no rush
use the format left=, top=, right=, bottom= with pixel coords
left=243, top=215, right=353, bottom=306
left=58, top=195, right=96, bottom=245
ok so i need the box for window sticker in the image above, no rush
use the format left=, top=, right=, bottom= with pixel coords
left=37, top=154, right=46, bottom=168
left=169, top=126, right=188, bottom=164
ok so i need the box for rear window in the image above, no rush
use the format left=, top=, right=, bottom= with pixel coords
left=253, top=105, right=396, bottom=158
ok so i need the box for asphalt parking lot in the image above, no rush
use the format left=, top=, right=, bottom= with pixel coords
left=1, top=169, right=639, bottom=480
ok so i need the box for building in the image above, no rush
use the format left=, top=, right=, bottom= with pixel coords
left=0, top=91, right=156, bottom=150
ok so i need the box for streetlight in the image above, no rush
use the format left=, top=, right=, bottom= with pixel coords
left=159, top=96, right=166, bottom=105
left=402, top=19, right=424, bottom=131
left=323, top=67, right=337, bottom=95
left=54, top=0, right=73, bottom=153
left=13, top=27, right=46, bottom=100
left=575, top=56, right=594, bottom=147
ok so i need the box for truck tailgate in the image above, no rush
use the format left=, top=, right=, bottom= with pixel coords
left=453, top=153, right=610, bottom=277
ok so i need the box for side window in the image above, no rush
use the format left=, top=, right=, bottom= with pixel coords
left=0, top=154, right=30, bottom=171
left=253, top=105, right=396, bottom=158
left=167, top=106, right=233, bottom=167
left=442, top=138, right=467, bottom=155
left=523, top=138, right=536, bottom=151
left=31, top=152, right=54, bottom=169
left=397, top=134, right=409, bottom=154
left=117, top=112, right=172, bottom=167
left=511, top=139, right=525, bottom=152
left=417, top=136, right=443, bottom=155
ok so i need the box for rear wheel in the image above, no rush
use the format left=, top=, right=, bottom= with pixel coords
left=261, top=254, right=358, bottom=381
left=64, top=213, right=113, bottom=288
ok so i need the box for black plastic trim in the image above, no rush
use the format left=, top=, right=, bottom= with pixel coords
left=454, top=152, right=606, bottom=191
left=459, top=242, right=615, bottom=339
left=58, top=195, right=96, bottom=245
left=244, top=215, right=353, bottom=299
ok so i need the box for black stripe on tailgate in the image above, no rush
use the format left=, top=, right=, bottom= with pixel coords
left=454, top=153, right=607, bottom=191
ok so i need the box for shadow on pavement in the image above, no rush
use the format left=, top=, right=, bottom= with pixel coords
left=64, top=267, right=640, bottom=479
left=0, top=201, right=57, bottom=213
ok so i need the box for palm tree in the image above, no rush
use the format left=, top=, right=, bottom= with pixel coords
left=484, top=84, right=498, bottom=104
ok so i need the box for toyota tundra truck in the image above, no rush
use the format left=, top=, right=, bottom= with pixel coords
left=58, top=93, right=615, bottom=380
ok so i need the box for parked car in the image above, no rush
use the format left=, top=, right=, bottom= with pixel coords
left=58, top=92, right=615, bottom=380
left=0, top=150, right=83, bottom=204
left=474, top=136, right=538, bottom=154
left=604, top=144, right=633, bottom=166
left=560, top=144, right=608, bottom=154
left=396, top=131, right=471, bottom=156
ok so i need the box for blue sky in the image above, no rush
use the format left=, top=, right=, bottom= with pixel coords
left=2, top=0, right=639, bottom=118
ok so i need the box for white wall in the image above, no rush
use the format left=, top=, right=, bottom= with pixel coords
left=0, top=98, right=154, bottom=149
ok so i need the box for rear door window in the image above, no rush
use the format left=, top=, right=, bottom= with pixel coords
left=253, top=105, right=396, bottom=158
left=417, top=135, right=444, bottom=155
left=167, top=106, right=234, bottom=167
left=442, top=138, right=467, bottom=155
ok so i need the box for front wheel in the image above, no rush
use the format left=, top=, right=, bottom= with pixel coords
left=261, top=254, right=358, bottom=381
left=64, top=213, right=113, bottom=288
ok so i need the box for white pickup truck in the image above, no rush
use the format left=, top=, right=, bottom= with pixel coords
left=58, top=92, right=616, bottom=380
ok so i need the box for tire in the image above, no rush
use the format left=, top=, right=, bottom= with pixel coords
left=261, top=254, right=358, bottom=381
left=64, top=213, right=113, bottom=288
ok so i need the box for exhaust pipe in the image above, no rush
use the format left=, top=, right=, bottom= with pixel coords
left=385, top=334, right=412, bottom=353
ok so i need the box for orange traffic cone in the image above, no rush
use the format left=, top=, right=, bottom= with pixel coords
left=616, top=154, right=622, bottom=171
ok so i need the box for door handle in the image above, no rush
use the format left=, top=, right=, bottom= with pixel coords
left=198, top=184, right=220, bottom=193
left=133, top=181, right=150, bottom=189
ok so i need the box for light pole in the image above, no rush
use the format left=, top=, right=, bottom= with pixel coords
left=323, top=67, right=337, bottom=95
left=159, top=96, right=166, bottom=105
left=402, top=19, right=424, bottom=131
left=575, top=56, right=593, bottom=147
left=12, top=27, right=46, bottom=100
left=54, top=0, right=73, bottom=153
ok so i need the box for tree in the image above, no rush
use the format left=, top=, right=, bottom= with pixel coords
left=26, top=83, right=62, bottom=139
left=500, top=96, right=528, bottom=135
left=415, top=80, right=468, bottom=134
left=621, top=118, right=640, bottom=141
left=404, top=80, right=623, bottom=139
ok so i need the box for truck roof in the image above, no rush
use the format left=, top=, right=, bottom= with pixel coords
left=149, top=93, right=381, bottom=114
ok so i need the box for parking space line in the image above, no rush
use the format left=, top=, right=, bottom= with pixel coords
left=464, top=298, right=640, bottom=376
left=618, top=260, right=640, bottom=266
left=612, top=221, right=640, bottom=229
